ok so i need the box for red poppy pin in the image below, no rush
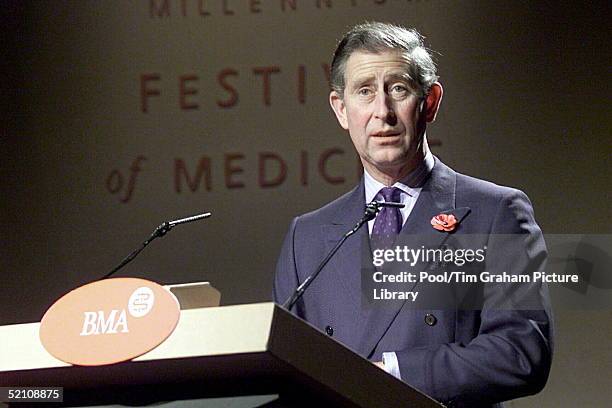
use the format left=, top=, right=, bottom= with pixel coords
left=431, top=213, right=458, bottom=232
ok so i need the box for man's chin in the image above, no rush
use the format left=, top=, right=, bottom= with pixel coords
left=368, top=153, right=410, bottom=169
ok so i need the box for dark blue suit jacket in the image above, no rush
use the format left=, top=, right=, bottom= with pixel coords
left=274, top=158, right=553, bottom=407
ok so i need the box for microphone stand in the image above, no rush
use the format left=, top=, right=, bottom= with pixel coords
left=101, top=212, right=212, bottom=280
left=282, top=201, right=403, bottom=311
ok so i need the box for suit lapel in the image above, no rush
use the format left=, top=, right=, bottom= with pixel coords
left=320, top=181, right=377, bottom=352
left=315, top=160, right=472, bottom=357
left=355, top=158, right=472, bottom=358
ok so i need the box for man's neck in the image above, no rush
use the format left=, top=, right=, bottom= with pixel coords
left=364, top=145, right=430, bottom=187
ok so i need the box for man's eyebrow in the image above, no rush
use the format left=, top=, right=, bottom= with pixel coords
left=349, top=72, right=413, bottom=87
left=384, top=72, right=413, bottom=82
left=348, top=74, right=376, bottom=87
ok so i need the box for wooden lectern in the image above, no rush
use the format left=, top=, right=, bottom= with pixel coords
left=0, top=287, right=443, bottom=407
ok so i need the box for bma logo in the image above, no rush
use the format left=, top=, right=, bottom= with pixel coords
left=80, top=309, right=129, bottom=336
left=79, top=286, right=155, bottom=336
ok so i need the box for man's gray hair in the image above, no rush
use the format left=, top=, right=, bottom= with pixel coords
left=330, top=22, right=438, bottom=97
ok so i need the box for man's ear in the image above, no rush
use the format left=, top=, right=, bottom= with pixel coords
left=329, top=90, right=349, bottom=130
left=424, top=82, right=443, bottom=123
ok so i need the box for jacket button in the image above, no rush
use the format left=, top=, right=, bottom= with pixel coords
left=325, top=325, right=334, bottom=336
left=424, top=313, right=437, bottom=326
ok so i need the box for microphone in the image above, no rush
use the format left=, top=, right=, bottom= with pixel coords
left=282, top=201, right=404, bottom=311
left=371, top=201, right=404, bottom=208
left=101, top=212, right=212, bottom=280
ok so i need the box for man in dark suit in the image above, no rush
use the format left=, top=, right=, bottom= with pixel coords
left=273, top=22, right=553, bottom=407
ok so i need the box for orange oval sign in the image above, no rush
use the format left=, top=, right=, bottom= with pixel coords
left=40, top=278, right=180, bottom=366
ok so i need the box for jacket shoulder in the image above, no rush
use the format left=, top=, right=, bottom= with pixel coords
left=455, top=171, right=528, bottom=202
left=452, top=170, right=540, bottom=235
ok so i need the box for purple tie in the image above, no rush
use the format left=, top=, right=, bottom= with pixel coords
left=371, top=187, right=402, bottom=249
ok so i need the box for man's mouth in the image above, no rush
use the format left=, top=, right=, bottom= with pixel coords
left=371, top=131, right=401, bottom=138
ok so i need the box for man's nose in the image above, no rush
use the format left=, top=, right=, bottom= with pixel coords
left=373, top=92, right=396, bottom=124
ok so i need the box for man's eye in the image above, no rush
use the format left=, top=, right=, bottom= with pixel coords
left=391, top=85, right=408, bottom=93
left=358, top=88, right=373, bottom=96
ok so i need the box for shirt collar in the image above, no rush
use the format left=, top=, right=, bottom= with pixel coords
left=364, top=151, right=434, bottom=202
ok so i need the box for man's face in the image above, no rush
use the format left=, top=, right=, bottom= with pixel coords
left=330, top=50, right=440, bottom=179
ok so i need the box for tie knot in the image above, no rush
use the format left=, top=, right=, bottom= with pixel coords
left=378, top=186, right=401, bottom=203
